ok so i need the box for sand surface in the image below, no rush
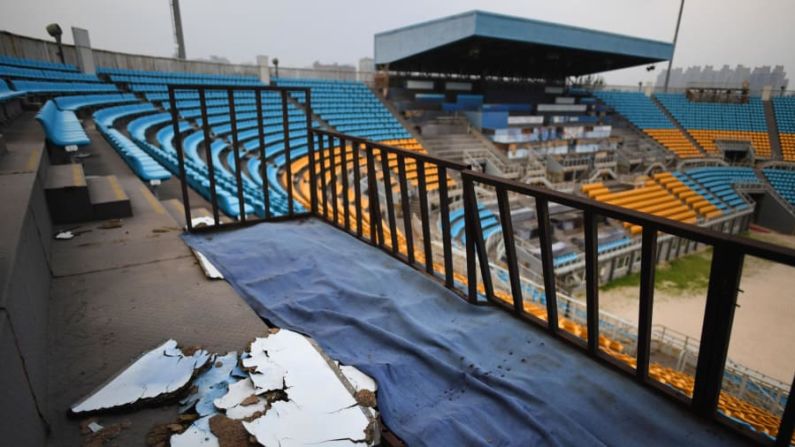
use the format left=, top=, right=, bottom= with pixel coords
left=600, top=231, right=795, bottom=384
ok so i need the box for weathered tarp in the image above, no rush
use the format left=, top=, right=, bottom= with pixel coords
left=184, top=219, right=750, bottom=447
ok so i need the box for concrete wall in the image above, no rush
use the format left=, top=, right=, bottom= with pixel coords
left=0, top=31, right=371, bottom=81
left=0, top=148, right=52, bottom=446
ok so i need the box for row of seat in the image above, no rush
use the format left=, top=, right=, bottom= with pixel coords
left=0, top=79, right=25, bottom=103
left=95, top=119, right=171, bottom=183
left=35, top=100, right=90, bottom=148
left=11, top=79, right=118, bottom=94
left=0, top=64, right=101, bottom=82
left=53, top=93, right=139, bottom=111
left=772, top=97, right=795, bottom=161
left=98, top=66, right=259, bottom=82
left=677, top=167, right=759, bottom=211
left=0, top=55, right=77, bottom=72
left=593, top=91, right=701, bottom=158
left=762, top=168, right=795, bottom=206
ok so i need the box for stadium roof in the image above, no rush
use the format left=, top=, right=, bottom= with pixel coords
left=374, top=11, right=674, bottom=78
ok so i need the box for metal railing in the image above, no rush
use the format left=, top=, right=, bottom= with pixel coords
left=460, top=169, right=795, bottom=446
left=169, top=84, right=795, bottom=446
left=167, top=84, right=314, bottom=232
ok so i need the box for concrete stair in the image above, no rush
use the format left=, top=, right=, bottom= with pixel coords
left=763, top=100, right=783, bottom=160
left=45, top=163, right=132, bottom=223
left=650, top=95, right=710, bottom=157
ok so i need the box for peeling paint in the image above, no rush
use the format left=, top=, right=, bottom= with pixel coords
left=180, top=352, right=238, bottom=416
left=71, top=340, right=209, bottom=414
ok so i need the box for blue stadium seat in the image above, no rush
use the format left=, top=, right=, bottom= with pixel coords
left=35, top=100, right=90, bottom=147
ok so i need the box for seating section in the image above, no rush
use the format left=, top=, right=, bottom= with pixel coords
left=276, top=78, right=411, bottom=142
left=11, top=80, right=117, bottom=94
left=54, top=93, right=139, bottom=111
left=655, top=93, right=771, bottom=158
left=0, top=79, right=25, bottom=102
left=676, top=167, right=760, bottom=211
left=0, top=55, right=78, bottom=71
left=772, top=96, right=795, bottom=161
left=593, top=91, right=701, bottom=158
left=0, top=65, right=100, bottom=82
left=762, top=168, right=795, bottom=206
left=35, top=100, right=90, bottom=147
left=92, top=103, right=171, bottom=183
left=582, top=172, right=722, bottom=235
left=448, top=205, right=501, bottom=244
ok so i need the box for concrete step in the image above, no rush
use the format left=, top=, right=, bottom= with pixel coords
left=45, top=163, right=92, bottom=223
left=87, top=175, right=132, bottom=220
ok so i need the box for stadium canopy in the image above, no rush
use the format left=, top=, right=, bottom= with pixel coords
left=374, top=10, right=673, bottom=79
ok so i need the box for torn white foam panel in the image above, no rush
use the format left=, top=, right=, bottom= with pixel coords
left=170, top=415, right=219, bottom=447
left=71, top=340, right=210, bottom=414
left=340, top=365, right=377, bottom=392
left=192, top=249, right=223, bottom=280
left=243, top=400, right=369, bottom=446
left=180, top=352, right=238, bottom=416
left=241, top=330, right=371, bottom=445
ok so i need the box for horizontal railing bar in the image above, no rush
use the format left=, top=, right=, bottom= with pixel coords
left=314, top=128, right=469, bottom=171
left=462, top=170, right=795, bottom=266
left=167, top=84, right=310, bottom=93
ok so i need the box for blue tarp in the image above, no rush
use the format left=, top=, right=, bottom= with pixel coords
left=184, top=219, right=750, bottom=447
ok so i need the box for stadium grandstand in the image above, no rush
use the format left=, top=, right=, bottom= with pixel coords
left=0, top=6, right=793, bottom=447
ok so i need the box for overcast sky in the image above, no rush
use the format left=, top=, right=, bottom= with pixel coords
left=1, top=0, right=792, bottom=85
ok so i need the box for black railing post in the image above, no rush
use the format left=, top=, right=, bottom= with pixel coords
left=280, top=89, right=294, bottom=215
left=397, top=155, right=414, bottom=263
left=535, top=197, right=558, bottom=333
left=438, top=167, right=453, bottom=288
left=317, top=131, right=327, bottom=218
left=497, top=187, right=523, bottom=315
left=340, top=138, right=350, bottom=232
left=463, top=174, right=479, bottom=303
left=365, top=143, right=382, bottom=246
left=227, top=88, right=246, bottom=221
left=303, top=89, right=318, bottom=215
left=167, top=86, right=192, bottom=231
left=583, top=209, right=600, bottom=354
left=198, top=87, right=220, bottom=225
left=636, top=226, right=658, bottom=381
left=380, top=149, right=398, bottom=254
left=776, top=375, right=795, bottom=447
left=328, top=134, right=339, bottom=226
left=692, top=244, right=744, bottom=417
left=352, top=141, right=363, bottom=238
left=254, top=90, right=271, bottom=219
left=416, top=162, right=433, bottom=274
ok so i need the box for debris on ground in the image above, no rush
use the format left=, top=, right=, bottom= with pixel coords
left=80, top=419, right=130, bottom=447
left=75, top=330, right=379, bottom=446
left=55, top=230, right=75, bottom=240
left=193, top=249, right=224, bottom=279
left=97, top=219, right=123, bottom=230
left=70, top=340, right=210, bottom=414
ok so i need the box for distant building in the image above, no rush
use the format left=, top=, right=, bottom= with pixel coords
left=656, top=64, right=789, bottom=92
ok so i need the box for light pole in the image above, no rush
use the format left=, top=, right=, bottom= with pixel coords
left=46, top=23, right=65, bottom=64
left=273, top=58, right=279, bottom=79
left=663, top=0, right=685, bottom=93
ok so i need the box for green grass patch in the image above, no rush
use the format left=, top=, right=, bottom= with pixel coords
left=600, top=248, right=713, bottom=293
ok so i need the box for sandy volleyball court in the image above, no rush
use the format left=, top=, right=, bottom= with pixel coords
left=600, top=231, right=795, bottom=384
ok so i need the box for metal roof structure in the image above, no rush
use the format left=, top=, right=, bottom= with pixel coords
left=374, top=11, right=674, bottom=78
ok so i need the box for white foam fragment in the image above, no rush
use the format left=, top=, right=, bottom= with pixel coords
left=340, top=365, right=377, bottom=392
left=170, top=415, right=219, bottom=447
left=243, top=400, right=369, bottom=446
left=71, top=340, right=210, bottom=414
left=224, top=396, right=267, bottom=420
left=87, top=422, right=103, bottom=433
left=55, top=231, right=74, bottom=240
left=242, top=338, right=286, bottom=394
left=241, top=330, right=371, bottom=445
left=192, top=249, right=223, bottom=279
left=213, top=377, right=257, bottom=410
left=180, top=352, right=238, bottom=416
